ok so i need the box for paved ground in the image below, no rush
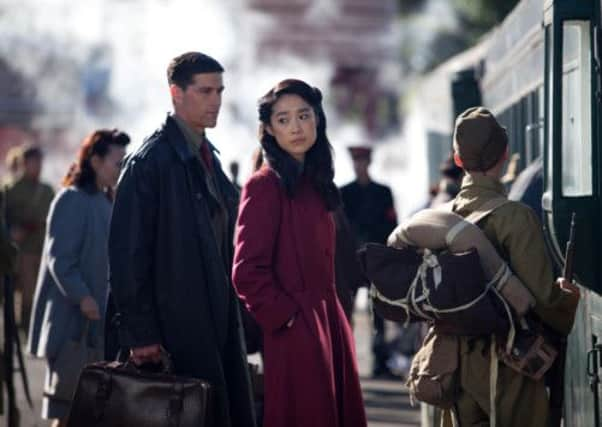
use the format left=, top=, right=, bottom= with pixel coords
left=354, top=305, right=420, bottom=427
left=5, top=304, right=420, bottom=426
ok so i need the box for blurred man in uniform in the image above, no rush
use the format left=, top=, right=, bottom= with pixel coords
left=447, top=107, right=579, bottom=426
left=229, top=160, right=241, bottom=191
left=5, top=145, right=54, bottom=331
left=429, top=154, right=463, bottom=208
left=340, top=146, right=397, bottom=377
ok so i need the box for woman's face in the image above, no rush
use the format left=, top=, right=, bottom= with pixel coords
left=91, top=144, right=127, bottom=189
left=266, top=94, right=317, bottom=162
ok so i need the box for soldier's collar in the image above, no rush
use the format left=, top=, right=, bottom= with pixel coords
left=461, top=173, right=506, bottom=195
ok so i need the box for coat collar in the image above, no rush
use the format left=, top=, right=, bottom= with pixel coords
left=460, top=173, right=506, bottom=196
left=163, top=114, right=220, bottom=164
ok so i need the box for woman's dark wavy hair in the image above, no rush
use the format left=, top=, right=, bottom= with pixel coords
left=258, top=79, right=341, bottom=211
left=62, top=129, right=130, bottom=199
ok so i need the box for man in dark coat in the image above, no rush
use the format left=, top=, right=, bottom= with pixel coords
left=108, top=52, right=255, bottom=427
left=340, top=146, right=397, bottom=377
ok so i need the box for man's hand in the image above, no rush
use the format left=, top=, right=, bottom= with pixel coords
left=130, top=344, right=162, bottom=365
left=79, top=296, right=101, bottom=320
left=557, top=277, right=581, bottom=300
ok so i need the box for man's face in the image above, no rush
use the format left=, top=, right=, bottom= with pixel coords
left=352, top=157, right=370, bottom=177
left=23, top=156, right=42, bottom=180
left=171, top=73, right=224, bottom=132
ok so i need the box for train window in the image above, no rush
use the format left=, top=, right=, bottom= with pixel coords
left=561, top=20, right=593, bottom=197
left=546, top=25, right=553, bottom=186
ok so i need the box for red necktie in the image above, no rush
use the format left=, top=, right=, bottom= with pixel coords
left=200, top=143, right=213, bottom=173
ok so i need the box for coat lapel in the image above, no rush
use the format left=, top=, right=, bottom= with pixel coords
left=163, top=116, right=230, bottom=348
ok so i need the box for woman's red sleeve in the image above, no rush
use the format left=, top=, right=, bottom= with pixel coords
left=232, top=173, right=299, bottom=332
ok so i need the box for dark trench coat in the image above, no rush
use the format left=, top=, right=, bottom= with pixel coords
left=108, top=115, right=255, bottom=427
left=232, top=167, right=367, bottom=427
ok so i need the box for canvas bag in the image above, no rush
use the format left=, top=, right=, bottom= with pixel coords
left=405, top=327, right=459, bottom=409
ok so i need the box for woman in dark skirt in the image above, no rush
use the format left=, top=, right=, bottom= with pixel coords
left=27, top=130, right=129, bottom=427
left=232, top=79, right=367, bottom=427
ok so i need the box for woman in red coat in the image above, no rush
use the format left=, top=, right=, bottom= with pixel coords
left=232, top=79, right=367, bottom=427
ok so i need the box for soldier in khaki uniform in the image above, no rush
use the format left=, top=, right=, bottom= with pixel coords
left=445, top=107, right=580, bottom=426
left=5, top=146, right=54, bottom=331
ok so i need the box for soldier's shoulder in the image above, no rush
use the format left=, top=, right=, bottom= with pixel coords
left=490, top=199, right=540, bottom=232
left=41, top=181, right=54, bottom=194
left=5, top=176, right=24, bottom=191
left=372, top=181, right=393, bottom=195
left=493, top=199, right=536, bottom=218
left=340, top=181, right=358, bottom=194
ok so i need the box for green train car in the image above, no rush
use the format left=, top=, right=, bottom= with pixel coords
left=408, top=0, right=601, bottom=424
left=546, top=1, right=602, bottom=425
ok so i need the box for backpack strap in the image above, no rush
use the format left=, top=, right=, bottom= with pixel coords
left=458, top=195, right=510, bottom=427
left=444, top=197, right=508, bottom=247
left=464, top=197, right=509, bottom=225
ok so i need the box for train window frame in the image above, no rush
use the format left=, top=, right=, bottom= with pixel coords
left=560, top=19, right=594, bottom=197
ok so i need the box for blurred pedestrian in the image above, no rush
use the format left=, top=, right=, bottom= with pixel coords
left=2, top=144, right=24, bottom=186
left=508, top=156, right=543, bottom=220
left=340, top=145, right=397, bottom=377
left=333, top=207, right=365, bottom=322
left=108, top=52, right=255, bottom=427
left=429, top=154, right=463, bottom=208
left=233, top=79, right=367, bottom=427
left=27, top=129, right=129, bottom=427
left=5, top=145, right=54, bottom=331
left=229, top=160, right=241, bottom=190
left=500, top=152, right=521, bottom=188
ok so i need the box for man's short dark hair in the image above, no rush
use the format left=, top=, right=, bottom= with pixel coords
left=167, top=52, right=224, bottom=90
left=22, top=145, right=43, bottom=160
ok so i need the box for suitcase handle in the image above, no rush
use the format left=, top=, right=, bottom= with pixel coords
left=124, top=346, right=175, bottom=375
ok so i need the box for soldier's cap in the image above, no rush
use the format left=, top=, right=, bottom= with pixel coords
left=347, top=146, right=372, bottom=161
left=453, top=106, right=508, bottom=172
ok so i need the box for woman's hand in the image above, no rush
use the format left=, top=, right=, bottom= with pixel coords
left=286, top=313, right=296, bottom=328
left=79, top=296, right=101, bottom=320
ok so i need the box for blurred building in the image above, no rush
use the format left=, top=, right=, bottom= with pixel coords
left=0, top=32, right=113, bottom=178
left=246, top=0, right=401, bottom=138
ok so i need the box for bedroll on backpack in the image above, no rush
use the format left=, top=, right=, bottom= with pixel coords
left=359, top=201, right=536, bottom=337
left=358, top=243, right=510, bottom=336
left=388, top=204, right=535, bottom=318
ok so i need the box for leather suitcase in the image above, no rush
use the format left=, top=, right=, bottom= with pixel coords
left=67, top=356, right=212, bottom=427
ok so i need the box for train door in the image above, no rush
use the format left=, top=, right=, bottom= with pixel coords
left=543, top=0, right=602, bottom=426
